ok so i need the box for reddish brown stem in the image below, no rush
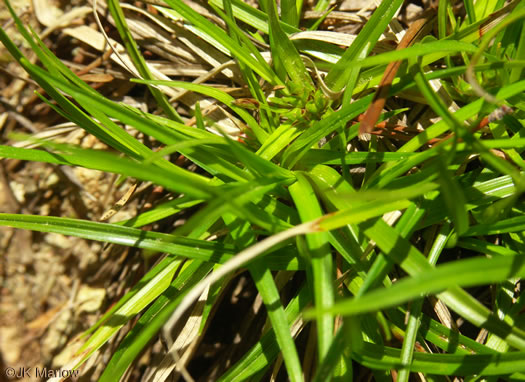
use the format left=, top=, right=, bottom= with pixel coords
left=359, top=17, right=430, bottom=135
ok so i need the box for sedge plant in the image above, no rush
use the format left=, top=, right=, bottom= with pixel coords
left=1, top=0, right=525, bottom=380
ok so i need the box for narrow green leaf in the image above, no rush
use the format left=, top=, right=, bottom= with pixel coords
left=161, top=0, right=280, bottom=84
left=0, top=29, right=148, bottom=159
left=463, top=215, right=525, bottom=236
left=221, top=212, right=303, bottom=381
left=369, top=81, right=525, bottom=186
left=99, top=260, right=212, bottom=381
left=250, top=265, right=303, bottom=381
left=301, top=150, right=418, bottom=166
left=289, top=172, right=334, bottom=359
left=265, top=0, right=313, bottom=91
left=308, top=254, right=525, bottom=316
left=0, top=144, right=214, bottom=199
left=131, top=78, right=268, bottom=143
left=324, top=0, right=404, bottom=91
left=78, top=258, right=185, bottom=368
left=208, top=0, right=300, bottom=34
left=342, top=40, right=478, bottom=71
left=217, top=284, right=310, bottom=381
left=464, top=0, right=477, bottom=24
left=0, top=213, right=233, bottom=260
left=308, top=167, right=525, bottom=350
left=256, top=123, right=301, bottom=161
left=436, top=156, right=469, bottom=236
left=281, top=0, right=299, bottom=27
left=353, top=342, right=525, bottom=375
left=106, top=0, right=182, bottom=122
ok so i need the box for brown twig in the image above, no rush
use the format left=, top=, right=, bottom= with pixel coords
left=359, top=17, right=431, bottom=136
left=74, top=46, right=114, bottom=77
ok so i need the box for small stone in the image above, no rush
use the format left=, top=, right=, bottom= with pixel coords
left=9, top=181, right=25, bottom=203
left=76, top=285, right=105, bottom=313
